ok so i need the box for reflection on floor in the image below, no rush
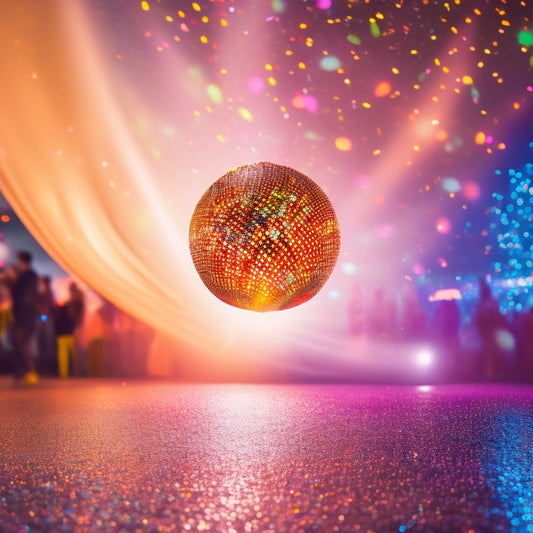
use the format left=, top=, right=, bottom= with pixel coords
left=0, top=378, right=532, bottom=532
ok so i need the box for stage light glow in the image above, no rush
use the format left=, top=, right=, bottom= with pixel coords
left=189, top=162, right=340, bottom=312
left=415, top=349, right=433, bottom=367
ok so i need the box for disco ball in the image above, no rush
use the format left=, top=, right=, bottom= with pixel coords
left=189, top=162, right=340, bottom=312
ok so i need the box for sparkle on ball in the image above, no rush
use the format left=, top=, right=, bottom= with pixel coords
left=189, top=162, right=340, bottom=312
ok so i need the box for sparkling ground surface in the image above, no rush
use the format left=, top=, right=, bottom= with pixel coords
left=0, top=379, right=532, bottom=533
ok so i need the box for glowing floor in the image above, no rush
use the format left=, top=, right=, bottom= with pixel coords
left=0, top=379, right=532, bottom=532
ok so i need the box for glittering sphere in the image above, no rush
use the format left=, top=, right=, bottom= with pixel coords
left=189, top=162, right=340, bottom=312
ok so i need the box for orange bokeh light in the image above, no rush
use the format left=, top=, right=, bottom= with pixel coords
left=374, top=80, right=392, bottom=97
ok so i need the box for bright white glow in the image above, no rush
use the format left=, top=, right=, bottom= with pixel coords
left=415, top=349, right=433, bottom=367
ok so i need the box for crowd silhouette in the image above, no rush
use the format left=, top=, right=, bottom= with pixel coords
left=347, top=278, right=533, bottom=382
left=1, top=249, right=532, bottom=383
left=0, top=250, right=154, bottom=383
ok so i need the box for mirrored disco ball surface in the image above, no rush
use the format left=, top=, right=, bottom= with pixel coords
left=189, top=162, right=340, bottom=312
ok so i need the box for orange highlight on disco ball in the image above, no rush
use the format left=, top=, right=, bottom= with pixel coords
left=189, top=162, right=341, bottom=312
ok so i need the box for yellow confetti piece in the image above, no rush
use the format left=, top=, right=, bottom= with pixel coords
left=192, top=2, right=201, bottom=12
left=497, top=142, right=506, bottom=150
left=220, top=19, right=228, bottom=27
left=206, top=84, right=223, bottom=104
left=200, top=35, right=208, bottom=44
left=268, top=77, right=276, bottom=86
left=335, top=137, right=352, bottom=151
left=372, top=149, right=382, bottom=156
left=462, top=75, right=473, bottom=85
left=141, top=0, right=149, bottom=11
left=165, top=15, right=173, bottom=22
left=392, top=67, right=400, bottom=74
left=238, top=107, right=253, bottom=122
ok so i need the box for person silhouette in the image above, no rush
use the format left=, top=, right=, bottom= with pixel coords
left=11, top=251, right=40, bottom=383
left=37, top=276, right=58, bottom=374
left=474, top=278, right=506, bottom=379
left=55, top=282, right=85, bottom=378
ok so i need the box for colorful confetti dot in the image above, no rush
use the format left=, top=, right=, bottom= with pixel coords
left=206, top=84, right=223, bottom=104
left=319, top=55, right=341, bottom=71
left=474, top=131, right=486, bottom=145
left=335, top=137, right=352, bottom=151
left=374, top=81, right=392, bottom=97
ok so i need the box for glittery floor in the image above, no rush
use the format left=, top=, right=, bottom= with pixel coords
left=1, top=379, right=532, bottom=533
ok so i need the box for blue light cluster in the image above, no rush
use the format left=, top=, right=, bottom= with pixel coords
left=490, top=156, right=533, bottom=313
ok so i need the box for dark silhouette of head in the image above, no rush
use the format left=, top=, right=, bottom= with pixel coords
left=16, top=250, right=33, bottom=271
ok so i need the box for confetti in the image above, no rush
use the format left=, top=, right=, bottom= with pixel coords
left=319, top=55, right=341, bottom=71
left=335, top=137, right=352, bottom=151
